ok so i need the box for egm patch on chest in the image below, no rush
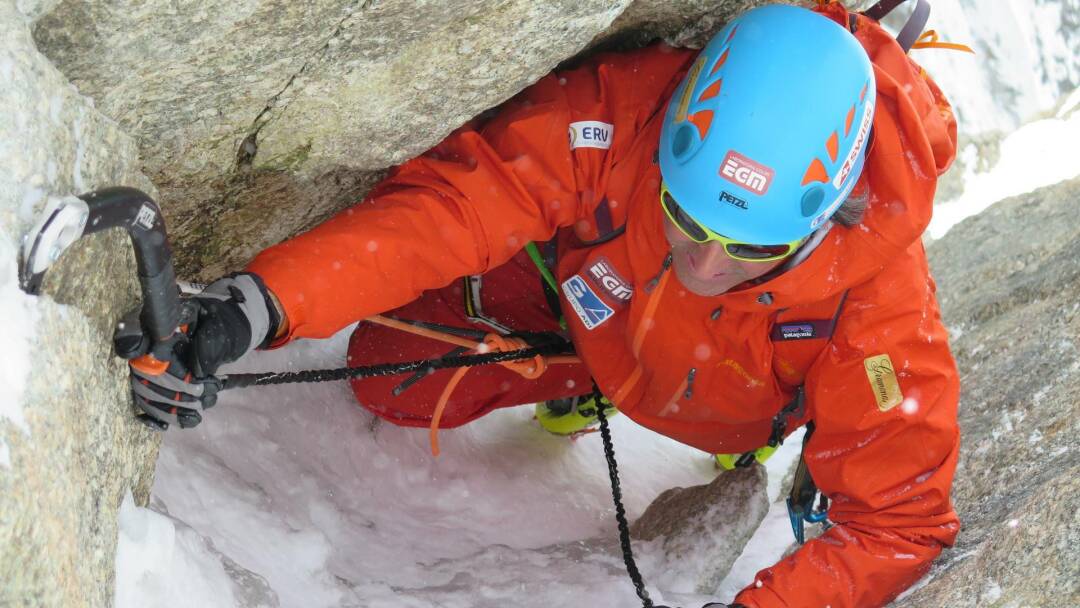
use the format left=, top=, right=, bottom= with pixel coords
left=562, top=274, right=614, bottom=330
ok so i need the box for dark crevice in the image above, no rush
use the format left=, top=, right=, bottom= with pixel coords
left=234, top=0, right=375, bottom=171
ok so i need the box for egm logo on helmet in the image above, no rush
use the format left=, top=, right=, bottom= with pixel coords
left=719, top=151, right=774, bottom=195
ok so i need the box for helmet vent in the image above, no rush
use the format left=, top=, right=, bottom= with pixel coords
left=671, top=123, right=697, bottom=160
left=800, top=186, right=825, bottom=217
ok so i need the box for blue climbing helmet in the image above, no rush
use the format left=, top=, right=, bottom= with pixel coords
left=658, top=4, right=876, bottom=245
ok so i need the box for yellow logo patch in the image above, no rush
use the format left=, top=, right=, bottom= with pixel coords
left=864, top=354, right=904, bottom=411
left=719, top=358, right=765, bottom=388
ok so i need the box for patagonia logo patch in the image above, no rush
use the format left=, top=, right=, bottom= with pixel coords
left=587, top=257, right=632, bottom=305
left=562, top=274, right=614, bottom=330
left=778, top=323, right=815, bottom=340
left=720, top=190, right=748, bottom=210
left=720, top=150, right=774, bottom=196
left=864, top=354, right=904, bottom=411
left=569, top=121, right=613, bottom=150
left=771, top=320, right=833, bottom=341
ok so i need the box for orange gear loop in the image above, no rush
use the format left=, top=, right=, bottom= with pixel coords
left=365, top=315, right=579, bottom=457
left=912, top=30, right=975, bottom=54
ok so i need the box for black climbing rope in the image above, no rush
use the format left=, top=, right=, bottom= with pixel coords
left=595, top=385, right=655, bottom=608
left=221, top=341, right=574, bottom=390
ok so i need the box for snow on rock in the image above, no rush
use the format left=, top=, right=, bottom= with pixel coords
left=902, top=0, right=1080, bottom=136
left=116, top=488, right=281, bottom=608
left=632, top=465, right=769, bottom=595
left=0, top=235, right=37, bottom=439
left=115, top=490, right=239, bottom=608
left=928, top=94, right=1080, bottom=238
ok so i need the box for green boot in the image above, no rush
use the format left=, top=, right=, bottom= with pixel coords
left=535, top=393, right=618, bottom=435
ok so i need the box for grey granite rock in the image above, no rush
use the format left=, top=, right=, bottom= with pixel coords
left=31, top=0, right=760, bottom=279
left=632, top=465, right=769, bottom=594
left=890, top=176, right=1080, bottom=607
left=0, top=2, right=159, bottom=606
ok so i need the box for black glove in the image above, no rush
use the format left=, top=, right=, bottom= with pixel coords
left=118, top=272, right=279, bottom=430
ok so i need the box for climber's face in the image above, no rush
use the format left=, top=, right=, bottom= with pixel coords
left=663, top=214, right=784, bottom=297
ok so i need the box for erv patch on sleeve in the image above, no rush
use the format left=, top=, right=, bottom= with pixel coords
left=562, top=274, right=614, bottom=330
left=864, top=354, right=904, bottom=411
left=568, top=121, right=613, bottom=150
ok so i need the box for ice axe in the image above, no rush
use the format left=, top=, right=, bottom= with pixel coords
left=16, top=187, right=570, bottom=410
left=18, top=187, right=189, bottom=375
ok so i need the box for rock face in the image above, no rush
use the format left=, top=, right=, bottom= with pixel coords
left=632, top=465, right=769, bottom=594
left=31, top=0, right=762, bottom=279
left=0, top=3, right=160, bottom=607
left=891, top=176, right=1080, bottom=607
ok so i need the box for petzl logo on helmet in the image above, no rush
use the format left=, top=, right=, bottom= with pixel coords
left=834, top=99, right=875, bottom=189
left=569, top=121, right=613, bottom=151
left=562, top=275, right=614, bottom=330
left=720, top=151, right=774, bottom=195
left=719, top=191, right=748, bottom=210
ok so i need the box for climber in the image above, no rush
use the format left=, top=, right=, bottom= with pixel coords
left=129, top=2, right=962, bottom=606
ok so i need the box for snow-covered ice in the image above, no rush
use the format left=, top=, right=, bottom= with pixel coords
left=122, top=327, right=807, bottom=607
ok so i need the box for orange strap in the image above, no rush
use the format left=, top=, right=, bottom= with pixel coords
left=912, top=30, right=975, bottom=53
left=366, top=315, right=581, bottom=456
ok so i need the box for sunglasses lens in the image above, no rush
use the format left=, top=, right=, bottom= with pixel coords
left=661, top=191, right=710, bottom=242
left=725, top=243, right=791, bottom=260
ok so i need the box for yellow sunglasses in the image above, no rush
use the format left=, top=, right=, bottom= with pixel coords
left=660, top=183, right=804, bottom=263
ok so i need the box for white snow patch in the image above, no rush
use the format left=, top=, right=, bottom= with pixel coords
left=982, top=578, right=1003, bottom=603
left=114, top=490, right=238, bottom=608
left=0, top=236, right=37, bottom=437
left=143, top=327, right=723, bottom=607
left=929, top=97, right=1080, bottom=239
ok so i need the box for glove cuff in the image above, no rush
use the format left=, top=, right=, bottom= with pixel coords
left=242, top=272, right=280, bottom=350
left=203, top=272, right=278, bottom=352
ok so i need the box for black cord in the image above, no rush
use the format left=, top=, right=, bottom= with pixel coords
left=221, top=342, right=572, bottom=389
left=596, top=388, right=654, bottom=608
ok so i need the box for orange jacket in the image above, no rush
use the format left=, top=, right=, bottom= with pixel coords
left=247, top=4, right=961, bottom=606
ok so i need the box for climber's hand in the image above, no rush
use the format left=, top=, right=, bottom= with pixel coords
left=118, top=272, right=278, bottom=430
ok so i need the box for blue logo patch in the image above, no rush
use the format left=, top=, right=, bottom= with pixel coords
left=562, top=275, right=614, bottom=330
